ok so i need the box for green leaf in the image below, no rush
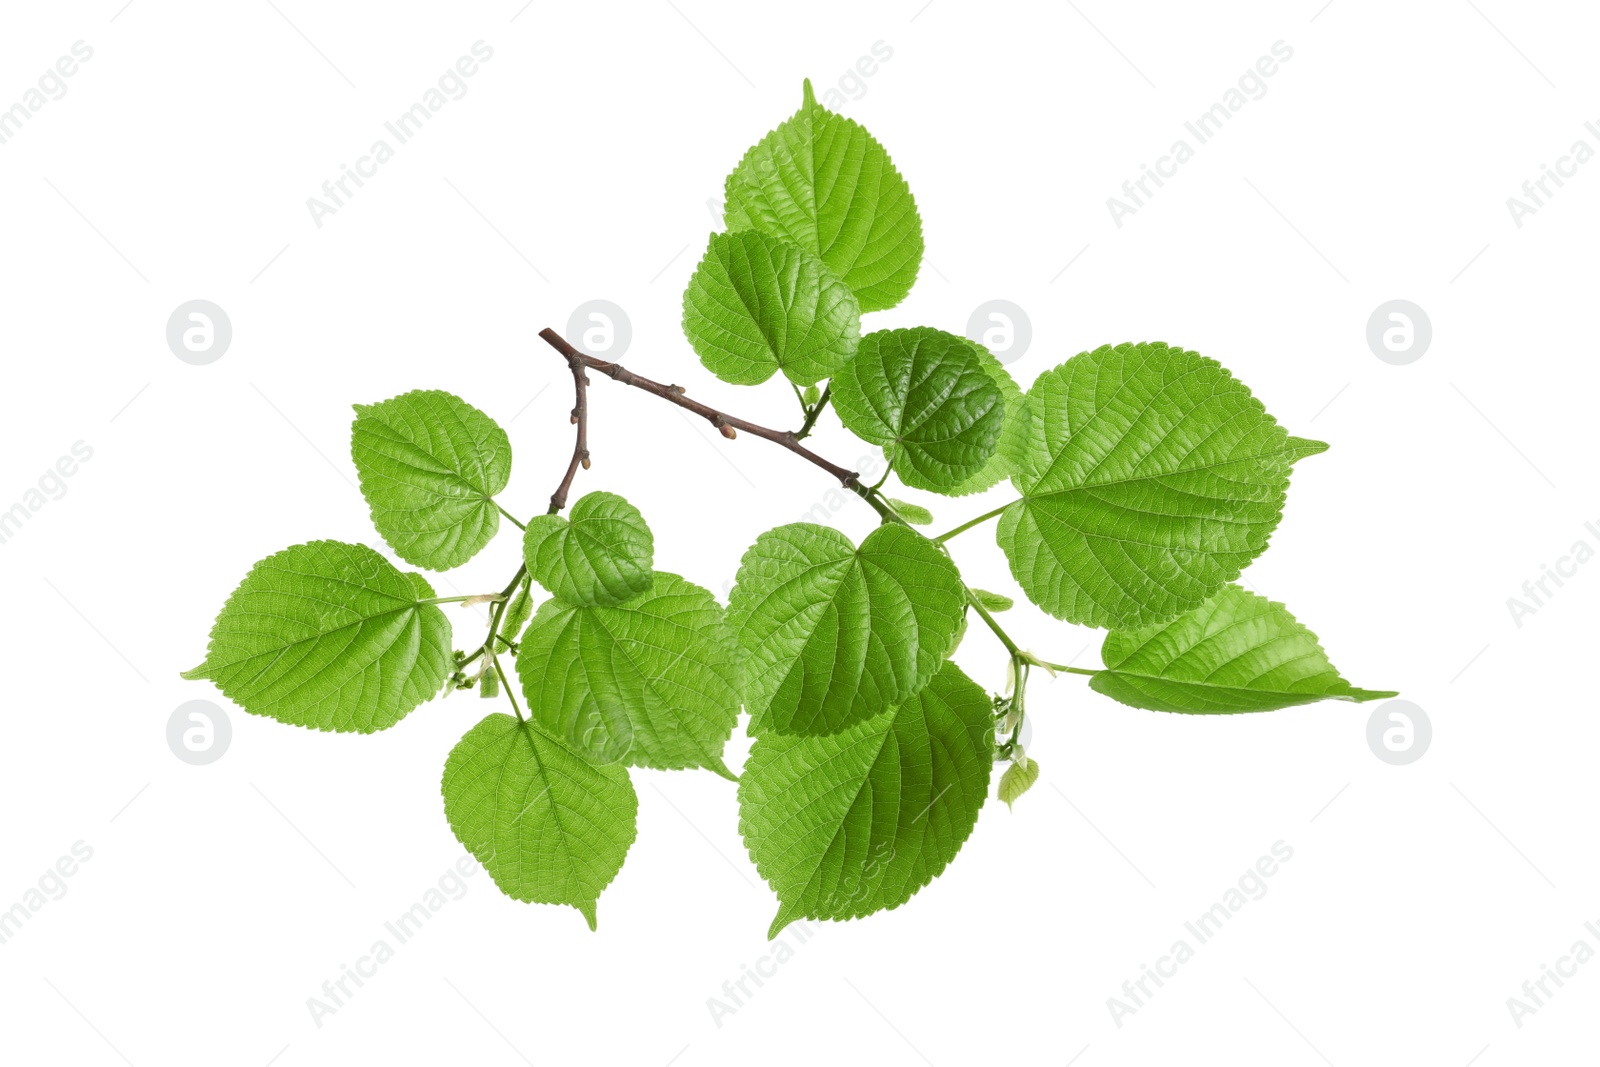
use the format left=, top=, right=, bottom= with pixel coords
left=681, top=230, right=861, bottom=387
left=969, top=588, right=1014, bottom=612
left=351, top=390, right=511, bottom=570
left=885, top=498, right=933, bottom=525
left=727, top=523, right=966, bottom=736
left=739, top=661, right=993, bottom=937
left=998, top=757, right=1040, bottom=809
left=522, top=491, right=653, bottom=607
left=802, top=384, right=821, bottom=407
left=832, top=328, right=1004, bottom=492
left=1284, top=436, right=1330, bottom=463
left=942, top=341, right=1025, bottom=497
left=516, top=572, right=741, bottom=776
left=947, top=605, right=969, bottom=656
left=442, top=714, right=637, bottom=929
left=1090, top=584, right=1397, bottom=713
left=724, top=80, right=923, bottom=313
left=494, top=575, right=534, bottom=653
left=997, top=342, right=1313, bottom=630
left=181, top=540, right=452, bottom=732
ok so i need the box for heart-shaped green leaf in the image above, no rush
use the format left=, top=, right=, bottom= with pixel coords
left=681, top=230, right=861, bottom=386
left=726, top=522, right=966, bottom=736
left=443, top=714, right=637, bottom=930
left=181, top=540, right=452, bottom=732
left=724, top=80, right=923, bottom=312
left=522, top=491, right=653, bottom=607
left=739, top=660, right=993, bottom=937
left=1091, top=583, right=1396, bottom=713
left=831, top=328, right=1005, bottom=493
left=516, top=572, right=741, bottom=776
left=997, top=342, right=1318, bottom=629
left=351, top=390, right=511, bottom=570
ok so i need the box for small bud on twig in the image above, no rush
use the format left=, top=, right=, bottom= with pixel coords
left=720, top=425, right=737, bottom=439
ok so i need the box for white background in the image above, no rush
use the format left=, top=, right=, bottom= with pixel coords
left=1, top=1, right=1596, bottom=1064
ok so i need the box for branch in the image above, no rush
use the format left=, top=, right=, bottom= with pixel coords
left=533, top=327, right=1067, bottom=684
left=547, top=345, right=591, bottom=514
left=538, top=329, right=860, bottom=490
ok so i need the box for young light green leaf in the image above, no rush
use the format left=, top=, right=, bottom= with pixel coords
left=969, top=588, right=1014, bottom=612
left=884, top=498, right=933, bottom=525
left=802, top=384, right=821, bottom=407
left=681, top=230, right=861, bottom=387
left=181, top=540, right=452, bottom=732
left=724, top=80, right=923, bottom=312
left=522, top=491, right=653, bottom=607
left=740, top=661, right=993, bottom=937
left=831, top=328, right=1004, bottom=493
left=443, top=714, right=637, bottom=930
left=998, top=757, right=1039, bottom=810
left=1092, top=584, right=1396, bottom=713
left=351, top=390, right=511, bottom=570
left=727, top=522, right=966, bottom=737
left=942, top=341, right=1025, bottom=497
left=997, top=342, right=1314, bottom=630
left=516, top=572, right=741, bottom=776
left=494, top=574, right=534, bottom=654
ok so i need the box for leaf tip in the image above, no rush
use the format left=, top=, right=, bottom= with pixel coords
left=179, top=662, right=208, bottom=680
left=767, top=908, right=797, bottom=940
left=801, top=78, right=816, bottom=108
left=577, top=900, right=598, bottom=931
left=1285, top=436, right=1330, bottom=462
